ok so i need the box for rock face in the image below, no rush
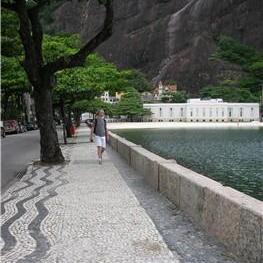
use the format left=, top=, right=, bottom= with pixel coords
left=52, top=0, right=263, bottom=94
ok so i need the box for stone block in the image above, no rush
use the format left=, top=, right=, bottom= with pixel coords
left=117, top=137, right=138, bottom=164
left=238, top=202, right=263, bottom=263
left=130, top=146, right=146, bottom=174
left=130, top=147, right=172, bottom=191
left=201, top=186, right=242, bottom=255
left=180, top=176, right=205, bottom=223
left=142, top=156, right=159, bottom=190
left=159, top=163, right=181, bottom=207
left=108, top=132, right=118, bottom=151
left=143, top=152, right=170, bottom=191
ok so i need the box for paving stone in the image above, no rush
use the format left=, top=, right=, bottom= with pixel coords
left=1, top=127, right=178, bottom=263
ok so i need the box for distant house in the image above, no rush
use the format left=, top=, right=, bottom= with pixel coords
left=144, top=98, right=260, bottom=122
left=101, top=91, right=120, bottom=104
left=141, top=81, right=178, bottom=102
left=141, top=91, right=154, bottom=102
left=115, top=92, right=124, bottom=101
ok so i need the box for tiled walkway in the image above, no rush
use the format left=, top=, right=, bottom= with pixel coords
left=1, top=134, right=178, bottom=262
left=1, top=127, right=237, bottom=262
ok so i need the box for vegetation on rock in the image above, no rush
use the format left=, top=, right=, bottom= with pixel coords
left=203, top=36, right=263, bottom=103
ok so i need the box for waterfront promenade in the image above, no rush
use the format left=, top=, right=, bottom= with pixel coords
left=1, top=127, right=237, bottom=262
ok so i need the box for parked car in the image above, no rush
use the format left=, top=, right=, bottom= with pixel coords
left=19, top=123, right=27, bottom=133
left=25, top=122, right=37, bottom=131
left=3, top=120, right=20, bottom=134
left=1, top=121, right=6, bottom=138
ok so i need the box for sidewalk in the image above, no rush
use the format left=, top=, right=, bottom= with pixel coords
left=1, top=130, right=178, bottom=262
left=1, top=127, right=237, bottom=263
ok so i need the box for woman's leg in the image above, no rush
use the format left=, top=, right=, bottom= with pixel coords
left=101, top=137, right=106, bottom=157
left=97, top=146, right=102, bottom=159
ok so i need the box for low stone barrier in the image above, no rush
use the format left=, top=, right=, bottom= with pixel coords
left=108, top=131, right=263, bottom=263
left=130, top=146, right=176, bottom=190
left=108, top=131, right=119, bottom=151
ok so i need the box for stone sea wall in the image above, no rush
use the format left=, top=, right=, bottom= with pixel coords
left=108, top=131, right=263, bottom=263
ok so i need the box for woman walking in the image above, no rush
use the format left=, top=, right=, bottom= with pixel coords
left=90, top=109, right=109, bottom=164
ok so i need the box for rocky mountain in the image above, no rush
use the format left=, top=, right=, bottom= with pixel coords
left=51, top=0, right=263, bottom=94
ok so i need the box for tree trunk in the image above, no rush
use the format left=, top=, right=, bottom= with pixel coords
left=34, top=85, right=64, bottom=163
left=59, top=98, right=67, bottom=144
left=66, top=111, right=73, bottom=138
left=74, top=110, right=81, bottom=127
left=2, top=93, right=10, bottom=120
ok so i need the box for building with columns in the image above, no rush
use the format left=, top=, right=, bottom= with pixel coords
left=144, top=99, right=260, bottom=122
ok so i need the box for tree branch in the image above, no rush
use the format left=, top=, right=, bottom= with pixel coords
left=28, top=7, right=44, bottom=66
left=15, top=0, right=40, bottom=85
left=43, top=0, right=114, bottom=74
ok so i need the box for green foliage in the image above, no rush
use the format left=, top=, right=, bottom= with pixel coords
left=1, top=8, right=29, bottom=120
left=43, top=34, right=81, bottom=63
left=249, top=61, right=263, bottom=79
left=1, top=9, right=23, bottom=57
left=54, top=53, right=127, bottom=104
left=85, top=54, right=127, bottom=92
left=73, top=99, right=114, bottom=116
left=120, top=70, right=152, bottom=93
left=161, top=91, right=188, bottom=103
left=213, top=36, right=263, bottom=71
left=54, top=66, right=103, bottom=104
left=207, top=35, right=263, bottom=102
left=200, top=85, right=258, bottom=103
left=1, top=8, right=27, bottom=91
left=1, top=56, right=29, bottom=92
left=115, top=88, right=148, bottom=120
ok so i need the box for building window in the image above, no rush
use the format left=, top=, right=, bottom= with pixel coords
left=209, top=108, right=212, bottom=117
left=240, top=108, right=243, bottom=117
left=202, top=108, right=205, bottom=117
left=222, top=109, right=225, bottom=117
left=196, top=108, right=199, bottom=117
left=216, top=108, right=218, bottom=117
left=250, top=107, right=254, bottom=117
left=228, top=108, right=232, bottom=117
left=159, top=108, right=162, bottom=117
left=180, top=108, right=184, bottom=117
left=170, top=108, right=173, bottom=118
left=190, top=108, right=193, bottom=117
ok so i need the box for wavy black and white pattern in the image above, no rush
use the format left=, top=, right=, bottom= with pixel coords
left=1, top=161, right=69, bottom=263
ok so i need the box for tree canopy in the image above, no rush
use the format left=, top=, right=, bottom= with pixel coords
left=115, top=88, right=150, bottom=121
left=161, top=91, right=188, bottom=103
left=120, top=69, right=152, bottom=93
left=200, top=85, right=258, bottom=103
left=1, top=8, right=22, bottom=57
left=2, top=0, right=114, bottom=163
left=73, top=99, right=114, bottom=116
left=206, top=35, right=263, bottom=102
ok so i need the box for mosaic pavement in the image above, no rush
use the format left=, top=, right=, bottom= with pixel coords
left=1, top=143, right=179, bottom=263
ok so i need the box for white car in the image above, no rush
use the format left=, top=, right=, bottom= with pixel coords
left=1, top=121, right=6, bottom=138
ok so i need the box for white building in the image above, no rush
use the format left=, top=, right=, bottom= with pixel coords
left=144, top=98, right=260, bottom=122
left=101, top=91, right=119, bottom=104
left=152, top=81, right=178, bottom=101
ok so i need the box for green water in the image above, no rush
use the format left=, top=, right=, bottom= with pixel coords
left=114, top=128, right=263, bottom=201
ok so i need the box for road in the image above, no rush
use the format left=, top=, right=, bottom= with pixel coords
left=1, top=130, right=40, bottom=191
